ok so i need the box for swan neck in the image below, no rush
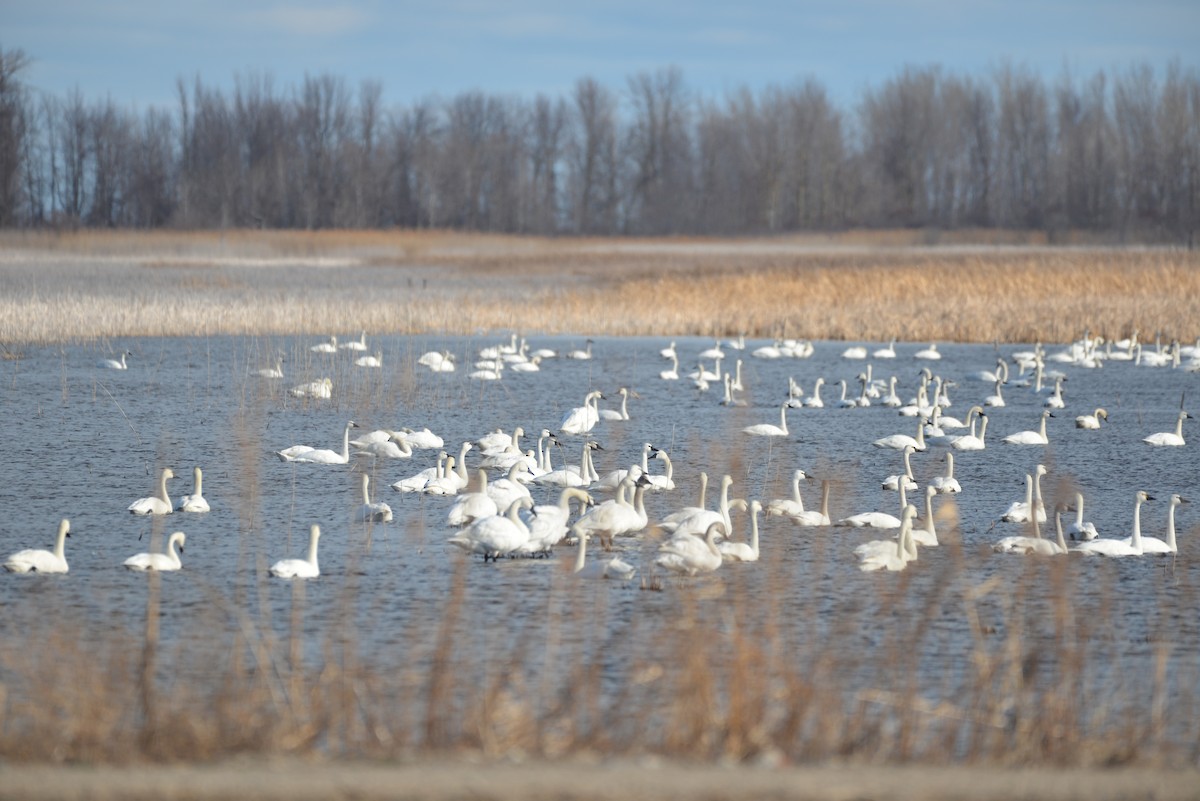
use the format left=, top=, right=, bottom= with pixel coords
left=573, top=534, right=587, bottom=573
left=55, top=521, right=69, bottom=559
left=749, top=507, right=760, bottom=554
left=1167, top=504, right=1177, bottom=549
left=361, top=474, right=371, bottom=503
left=306, top=527, right=320, bottom=567
left=1132, top=499, right=1142, bottom=544
left=194, top=468, right=203, bottom=495
left=158, top=471, right=171, bottom=504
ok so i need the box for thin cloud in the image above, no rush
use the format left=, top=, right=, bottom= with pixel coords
left=242, top=4, right=370, bottom=37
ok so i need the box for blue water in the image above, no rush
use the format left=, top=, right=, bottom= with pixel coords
left=2, top=334, right=1198, bottom=710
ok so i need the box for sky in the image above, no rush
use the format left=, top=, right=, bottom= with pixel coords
left=4, top=1, right=1198, bottom=111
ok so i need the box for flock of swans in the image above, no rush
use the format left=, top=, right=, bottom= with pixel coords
left=4, top=329, right=1195, bottom=581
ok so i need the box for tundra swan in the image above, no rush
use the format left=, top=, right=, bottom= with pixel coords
left=699, top=340, right=724, bottom=360
left=255, top=358, right=284, bottom=378
left=598, top=387, right=635, bottom=421
left=881, top=445, right=918, bottom=491
left=516, top=487, right=594, bottom=557
left=983, top=379, right=1006, bottom=408
left=447, top=498, right=535, bottom=561
left=176, top=466, right=210, bottom=512
left=835, top=484, right=906, bottom=529
left=560, top=391, right=603, bottom=435
left=949, top=414, right=989, bottom=450
left=1043, top=376, right=1066, bottom=409
left=993, top=501, right=1069, bottom=556
left=354, top=351, right=383, bottom=368
left=566, top=339, right=594, bottom=360
left=720, top=373, right=747, bottom=407
left=1066, top=492, right=1099, bottom=541
left=753, top=342, right=783, bottom=359
left=124, top=531, right=186, bottom=571
left=339, top=331, right=368, bottom=351
left=766, top=470, right=809, bottom=518
left=856, top=506, right=918, bottom=572
left=1144, top=411, right=1190, bottom=446
left=532, top=438, right=594, bottom=488
left=660, top=353, right=680, bottom=380
left=1001, top=465, right=1047, bottom=523
left=873, top=339, right=897, bottom=359
left=486, top=462, right=534, bottom=509
left=655, top=521, right=725, bottom=576
left=803, top=377, right=826, bottom=408
left=659, top=472, right=711, bottom=528
left=278, top=421, right=359, bottom=464
left=1003, top=409, right=1053, bottom=446
left=787, top=479, right=832, bottom=527
left=356, top=474, right=393, bottom=523
left=1133, top=494, right=1186, bottom=554
left=645, top=446, right=676, bottom=491
left=914, top=343, right=941, bottom=360
left=718, top=500, right=763, bottom=562
left=879, top=376, right=902, bottom=407
left=391, top=451, right=447, bottom=492
left=911, top=486, right=939, bottom=547
left=353, top=433, right=414, bottom=460
left=98, top=351, right=131, bottom=370
left=743, top=402, right=789, bottom=437
left=269, top=525, right=322, bottom=578
left=447, top=470, right=499, bottom=527
left=310, top=336, right=338, bottom=354
left=570, top=531, right=637, bottom=580
left=660, top=340, right=677, bottom=360
left=392, top=427, right=444, bottom=450
left=873, top=418, right=927, bottom=451
left=129, top=468, right=176, bottom=515
left=661, top=476, right=742, bottom=538
left=842, top=345, right=867, bottom=360
left=4, top=519, right=72, bottom=573
left=1075, top=408, right=1108, bottom=430
left=510, top=356, right=542, bottom=373
left=423, top=449, right=471, bottom=495
left=288, top=377, right=332, bottom=398
left=1076, top=491, right=1152, bottom=557
left=570, top=475, right=651, bottom=549
left=930, top=452, right=961, bottom=494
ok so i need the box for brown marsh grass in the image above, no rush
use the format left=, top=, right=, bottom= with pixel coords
left=1, top=230, right=1197, bottom=345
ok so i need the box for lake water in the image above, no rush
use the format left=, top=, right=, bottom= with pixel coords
left=2, top=333, right=1198, bottom=722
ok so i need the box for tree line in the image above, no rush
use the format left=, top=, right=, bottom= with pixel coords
left=0, top=47, right=1197, bottom=244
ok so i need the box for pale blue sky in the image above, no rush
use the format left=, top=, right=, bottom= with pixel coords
left=4, top=1, right=1197, bottom=109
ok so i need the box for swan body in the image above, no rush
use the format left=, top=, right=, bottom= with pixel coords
left=857, top=506, right=918, bottom=572
left=1001, top=465, right=1048, bottom=523
left=914, top=343, right=941, bottom=360
left=255, top=358, right=284, bottom=378
left=572, top=475, right=651, bottom=548
left=278, top=421, right=359, bottom=464
left=598, top=387, right=634, bottom=421
left=1066, top=492, right=1099, bottom=541
left=993, top=505, right=1069, bottom=556
left=718, top=500, right=763, bottom=562
left=392, top=427, right=444, bottom=450
left=571, top=532, right=637, bottom=580
left=353, top=433, right=414, bottom=460
left=392, top=451, right=447, bottom=493
left=842, top=345, right=867, bottom=360
left=1003, top=409, right=1053, bottom=445
left=881, top=445, right=918, bottom=491
left=566, top=339, right=594, bottom=360
left=289, top=377, right=333, bottom=398
left=743, top=402, right=789, bottom=437
left=517, top=487, right=593, bottom=557
left=560, top=391, right=602, bottom=434
left=176, top=466, right=210, bottom=512
left=269, top=525, right=322, bottom=578
left=447, top=470, right=499, bottom=527
left=1144, top=411, right=1190, bottom=446
left=129, top=468, right=176, bottom=515
left=803, top=377, right=825, bottom=408
left=98, top=351, right=131, bottom=369
left=447, top=498, right=534, bottom=561
left=124, top=531, right=186, bottom=571
left=1076, top=492, right=1152, bottom=557
left=873, top=339, right=897, bottom=359
left=340, top=331, right=368, bottom=351
left=486, top=462, right=534, bottom=509
left=4, top=519, right=72, bottom=573
left=949, top=415, right=989, bottom=450
left=1134, top=494, right=1186, bottom=554
left=356, top=474, right=393, bottom=522
left=929, top=452, right=961, bottom=494
left=656, top=521, right=725, bottom=576
left=423, top=450, right=471, bottom=495
left=660, top=352, right=680, bottom=380
left=1075, top=408, right=1108, bottom=430
left=645, top=447, right=676, bottom=491
left=310, top=336, right=338, bottom=353
left=354, top=351, right=383, bottom=368
left=873, top=418, right=927, bottom=451
left=766, top=470, right=808, bottom=518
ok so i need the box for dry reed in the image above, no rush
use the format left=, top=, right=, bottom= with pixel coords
left=1, top=230, right=1197, bottom=345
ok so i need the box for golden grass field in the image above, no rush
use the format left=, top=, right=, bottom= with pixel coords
left=1, top=229, right=1197, bottom=345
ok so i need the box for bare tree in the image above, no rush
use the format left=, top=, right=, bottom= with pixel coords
left=567, top=77, right=619, bottom=234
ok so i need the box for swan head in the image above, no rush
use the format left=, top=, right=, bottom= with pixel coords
left=1036, top=464, right=1047, bottom=476
left=171, top=532, right=186, bottom=552
left=792, top=469, right=808, bottom=481
left=1137, top=491, right=1154, bottom=503
left=1171, top=494, right=1187, bottom=507
left=162, top=468, right=176, bottom=480
left=1096, top=409, right=1109, bottom=420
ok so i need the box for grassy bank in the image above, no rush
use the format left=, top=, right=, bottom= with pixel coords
left=0, top=230, right=1197, bottom=345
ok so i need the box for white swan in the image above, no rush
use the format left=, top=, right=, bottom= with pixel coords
left=566, top=339, right=594, bottom=360
left=803, top=377, right=825, bottom=408
left=598, top=387, right=635, bottom=421
left=766, top=470, right=808, bottom=519
left=857, top=505, right=918, bottom=572
left=485, top=462, right=534, bottom=509
left=879, top=375, right=902, bottom=407
left=659, top=472, right=711, bottom=528
left=1076, top=491, right=1152, bottom=557
left=339, top=331, right=368, bottom=351
left=531, top=438, right=594, bottom=488
left=392, top=427, right=444, bottom=450
left=1066, top=492, right=1099, bottom=541
left=356, top=474, right=393, bottom=523
left=516, top=487, right=593, bottom=557
left=835, top=484, right=906, bottom=529
left=1042, top=376, right=1066, bottom=409
left=354, top=351, right=383, bottom=368
left=288, top=377, right=333, bottom=398
left=930, top=452, right=961, bottom=494
left=660, top=352, right=680, bottom=380
left=1134, top=494, right=1187, bottom=554
left=560, top=390, right=602, bottom=435
left=510, top=356, right=542, bottom=373
left=124, top=531, right=186, bottom=571
left=310, top=336, right=338, bottom=354
left=949, top=414, right=989, bottom=451
left=175, top=466, right=210, bottom=512
left=424, top=443, right=473, bottom=495
left=1003, top=409, right=1053, bottom=445
left=993, top=502, right=1068, bottom=556
left=571, top=474, right=651, bottom=549
left=270, top=525, right=322, bottom=578
left=129, top=468, right=176, bottom=515
left=255, top=357, right=284, bottom=378
left=392, top=450, right=447, bottom=493
left=1144, top=411, right=1191, bottom=446
left=4, top=519, right=72, bottom=573
left=660, top=340, right=677, bottom=360
left=662, top=476, right=743, bottom=538
left=983, top=379, right=1006, bottom=408
left=655, top=521, right=725, bottom=576
left=881, top=445, right=919, bottom=491
left=913, top=343, right=941, bottom=360
left=873, top=339, right=897, bottom=359
left=98, top=350, right=131, bottom=370
left=353, top=433, right=414, bottom=460
left=1001, top=464, right=1048, bottom=523
left=790, top=479, right=832, bottom=527
left=278, top=421, right=359, bottom=464
left=1075, top=408, right=1108, bottom=430
left=910, top=486, right=939, bottom=546
left=743, top=402, right=789, bottom=437
left=446, top=470, right=499, bottom=527
left=718, top=500, right=763, bottom=562
left=873, top=418, right=927, bottom=451
left=570, top=531, right=637, bottom=579
left=447, top=498, right=535, bottom=561
left=842, top=345, right=868, bottom=360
